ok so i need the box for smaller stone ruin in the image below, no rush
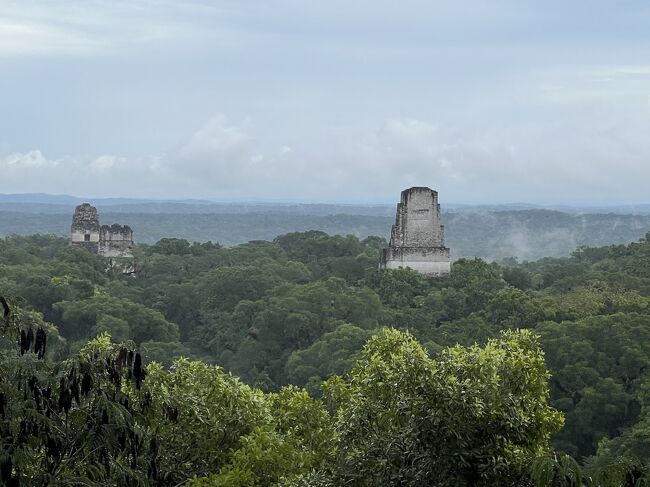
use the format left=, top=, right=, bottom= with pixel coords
left=100, top=223, right=134, bottom=257
left=379, top=187, right=451, bottom=277
left=71, top=203, right=133, bottom=257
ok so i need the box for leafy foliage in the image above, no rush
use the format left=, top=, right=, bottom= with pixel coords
left=323, top=328, right=562, bottom=486
left=3, top=229, right=650, bottom=483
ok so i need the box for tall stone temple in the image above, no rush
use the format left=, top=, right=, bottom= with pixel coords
left=379, top=187, right=451, bottom=277
left=70, top=203, right=134, bottom=258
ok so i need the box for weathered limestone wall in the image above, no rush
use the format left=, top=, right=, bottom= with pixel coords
left=100, top=224, right=133, bottom=242
left=70, top=204, right=134, bottom=257
left=99, top=224, right=134, bottom=257
left=70, top=230, right=100, bottom=243
left=100, top=245, right=133, bottom=258
left=70, top=203, right=101, bottom=252
left=380, top=187, right=451, bottom=277
left=381, top=246, right=451, bottom=275
left=390, top=187, right=445, bottom=248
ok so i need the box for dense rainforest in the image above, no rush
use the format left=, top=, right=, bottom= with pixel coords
left=2, top=230, right=650, bottom=485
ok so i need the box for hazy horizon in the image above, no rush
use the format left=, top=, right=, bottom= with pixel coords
left=4, top=191, right=650, bottom=210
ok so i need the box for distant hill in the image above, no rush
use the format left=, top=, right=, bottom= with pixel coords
left=2, top=193, right=650, bottom=216
left=0, top=198, right=396, bottom=217
left=0, top=204, right=649, bottom=261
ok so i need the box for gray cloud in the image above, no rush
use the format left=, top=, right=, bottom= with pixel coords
left=2, top=101, right=649, bottom=203
left=0, top=1, right=649, bottom=203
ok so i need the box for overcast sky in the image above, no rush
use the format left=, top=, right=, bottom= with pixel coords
left=1, top=1, right=649, bottom=204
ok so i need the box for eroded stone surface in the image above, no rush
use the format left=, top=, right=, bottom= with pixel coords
left=380, top=187, right=451, bottom=277
left=70, top=203, right=133, bottom=257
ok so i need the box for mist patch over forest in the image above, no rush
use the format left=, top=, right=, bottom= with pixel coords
left=0, top=199, right=650, bottom=261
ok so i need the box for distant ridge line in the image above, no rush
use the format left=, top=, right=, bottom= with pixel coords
left=0, top=193, right=650, bottom=215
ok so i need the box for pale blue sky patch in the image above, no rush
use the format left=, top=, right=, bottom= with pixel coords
left=0, top=0, right=649, bottom=203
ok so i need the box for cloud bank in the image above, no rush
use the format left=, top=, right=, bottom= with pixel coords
left=2, top=105, right=649, bottom=204
left=1, top=1, right=649, bottom=203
